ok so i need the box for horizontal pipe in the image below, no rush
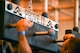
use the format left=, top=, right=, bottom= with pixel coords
left=34, top=29, right=55, bottom=36
left=5, top=24, right=16, bottom=28
left=35, top=31, right=48, bottom=35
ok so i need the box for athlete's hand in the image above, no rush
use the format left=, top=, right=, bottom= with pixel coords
left=16, top=18, right=33, bottom=32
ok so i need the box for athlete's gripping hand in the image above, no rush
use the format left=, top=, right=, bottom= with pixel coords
left=16, top=18, right=33, bottom=32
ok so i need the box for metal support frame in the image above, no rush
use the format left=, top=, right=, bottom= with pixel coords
left=44, top=0, right=48, bottom=13
left=73, top=0, right=79, bottom=27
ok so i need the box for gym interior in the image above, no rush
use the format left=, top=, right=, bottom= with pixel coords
left=0, top=0, right=80, bottom=53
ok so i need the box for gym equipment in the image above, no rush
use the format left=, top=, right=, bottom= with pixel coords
left=11, top=0, right=19, bottom=4
left=73, top=27, right=79, bottom=33
left=0, top=0, right=60, bottom=53
left=34, top=29, right=56, bottom=37
left=73, top=0, right=79, bottom=28
left=72, top=27, right=80, bottom=38
left=42, top=12, right=48, bottom=18
left=5, top=1, right=58, bottom=31
left=72, top=0, right=80, bottom=38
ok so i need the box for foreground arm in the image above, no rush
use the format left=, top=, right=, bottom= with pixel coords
left=18, top=34, right=32, bottom=53
left=16, top=19, right=33, bottom=53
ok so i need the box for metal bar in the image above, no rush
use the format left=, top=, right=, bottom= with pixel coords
left=73, top=0, right=79, bottom=27
left=44, top=0, right=48, bottom=12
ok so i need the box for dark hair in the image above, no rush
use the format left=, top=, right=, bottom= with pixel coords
left=65, top=38, right=80, bottom=53
left=65, top=30, right=72, bottom=34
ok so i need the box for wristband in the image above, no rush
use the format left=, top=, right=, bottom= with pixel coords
left=18, top=31, right=25, bottom=35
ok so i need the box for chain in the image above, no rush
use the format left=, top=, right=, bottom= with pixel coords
left=29, top=0, right=32, bottom=11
